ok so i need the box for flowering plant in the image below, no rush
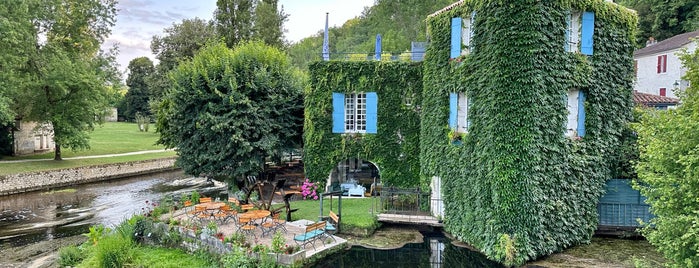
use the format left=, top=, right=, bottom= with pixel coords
left=300, top=178, right=318, bottom=200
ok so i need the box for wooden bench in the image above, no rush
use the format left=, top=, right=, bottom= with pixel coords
left=293, top=221, right=326, bottom=249
left=324, top=211, right=339, bottom=242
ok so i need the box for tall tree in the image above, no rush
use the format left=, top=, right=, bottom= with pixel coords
left=122, top=57, right=155, bottom=121
left=252, top=0, right=288, bottom=49
left=635, top=43, right=699, bottom=266
left=215, top=0, right=256, bottom=48
left=157, top=41, right=303, bottom=182
left=14, top=0, right=119, bottom=160
left=149, top=18, right=217, bottom=102
left=619, top=0, right=699, bottom=45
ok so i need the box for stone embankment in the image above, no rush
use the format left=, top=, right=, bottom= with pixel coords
left=0, top=157, right=178, bottom=196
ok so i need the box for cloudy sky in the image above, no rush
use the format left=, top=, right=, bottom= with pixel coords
left=103, top=0, right=374, bottom=76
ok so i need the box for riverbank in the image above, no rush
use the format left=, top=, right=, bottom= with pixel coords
left=0, top=157, right=178, bottom=196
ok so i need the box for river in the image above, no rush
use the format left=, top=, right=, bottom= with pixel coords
left=0, top=170, right=226, bottom=250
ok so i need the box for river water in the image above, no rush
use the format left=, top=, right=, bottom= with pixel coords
left=0, top=170, right=226, bottom=249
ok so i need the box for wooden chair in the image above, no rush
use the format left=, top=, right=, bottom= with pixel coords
left=228, top=197, right=241, bottom=206
left=241, top=204, right=254, bottom=212
left=271, top=211, right=287, bottom=233
left=192, top=205, right=208, bottom=222
left=199, top=197, right=213, bottom=203
left=215, top=205, right=237, bottom=224
left=183, top=200, right=194, bottom=218
left=237, top=216, right=257, bottom=238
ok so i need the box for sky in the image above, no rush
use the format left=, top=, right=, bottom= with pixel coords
left=103, top=0, right=375, bottom=76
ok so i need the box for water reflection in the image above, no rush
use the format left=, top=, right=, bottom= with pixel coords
left=0, top=170, right=226, bottom=249
left=313, top=231, right=503, bottom=268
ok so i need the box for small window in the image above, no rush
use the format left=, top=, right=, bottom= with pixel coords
left=449, top=93, right=471, bottom=133
left=657, top=55, right=667, bottom=73
left=565, top=10, right=581, bottom=52
left=332, top=92, right=377, bottom=134
left=566, top=10, right=594, bottom=55
left=566, top=89, right=586, bottom=137
left=659, top=88, right=667, bottom=96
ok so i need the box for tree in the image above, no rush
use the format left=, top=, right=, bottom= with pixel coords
left=634, top=43, right=699, bottom=266
left=252, top=0, right=288, bottom=49
left=619, top=0, right=699, bottom=45
left=157, top=41, right=303, bottom=182
left=121, top=57, right=155, bottom=121
left=215, top=0, right=256, bottom=48
left=12, top=0, right=119, bottom=160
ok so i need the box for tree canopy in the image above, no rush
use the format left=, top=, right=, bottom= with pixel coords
left=121, top=57, right=155, bottom=121
left=156, top=41, right=303, bottom=181
left=619, top=0, right=699, bottom=45
left=634, top=43, right=699, bottom=266
left=1, top=0, right=119, bottom=160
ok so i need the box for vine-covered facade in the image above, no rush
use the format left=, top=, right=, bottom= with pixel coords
left=305, top=0, right=636, bottom=265
left=422, top=0, right=636, bottom=265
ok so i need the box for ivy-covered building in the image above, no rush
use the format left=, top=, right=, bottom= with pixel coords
left=305, top=0, right=637, bottom=265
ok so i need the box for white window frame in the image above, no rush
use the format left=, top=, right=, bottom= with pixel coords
left=344, top=93, right=367, bottom=133
left=461, top=12, right=476, bottom=55
left=566, top=10, right=581, bottom=53
left=456, top=93, right=470, bottom=133
left=566, top=89, right=580, bottom=137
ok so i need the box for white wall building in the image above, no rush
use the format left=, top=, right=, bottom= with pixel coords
left=634, top=30, right=699, bottom=99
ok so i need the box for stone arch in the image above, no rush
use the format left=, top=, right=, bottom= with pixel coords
left=326, top=158, right=381, bottom=197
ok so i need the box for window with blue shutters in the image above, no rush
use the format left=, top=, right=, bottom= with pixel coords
left=565, top=10, right=581, bottom=52
left=565, top=89, right=585, bottom=137
left=580, top=11, right=594, bottom=55
left=449, top=92, right=470, bottom=133
left=332, top=92, right=377, bottom=134
left=450, top=17, right=462, bottom=59
left=451, top=12, right=476, bottom=59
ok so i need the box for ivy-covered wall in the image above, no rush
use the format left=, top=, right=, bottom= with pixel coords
left=422, top=0, right=636, bottom=265
left=305, top=61, right=422, bottom=188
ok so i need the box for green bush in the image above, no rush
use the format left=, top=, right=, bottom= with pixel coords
left=58, top=245, right=84, bottom=267
left=94, top=235, right=134, bottom=268
left=221, top=247, right=257, bottom=268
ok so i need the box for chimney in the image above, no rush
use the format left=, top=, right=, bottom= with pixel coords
left=646, top=37, right=657, bottom=47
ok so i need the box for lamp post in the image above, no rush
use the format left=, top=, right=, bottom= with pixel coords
left=673, top=80, right=680, bottom=90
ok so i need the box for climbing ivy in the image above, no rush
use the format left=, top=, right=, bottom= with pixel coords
left=422, top=0, right=636, bottom=266
left=305, top=61, right=422, bottom=188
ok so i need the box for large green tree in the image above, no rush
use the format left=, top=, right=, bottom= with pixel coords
left=121, top=57, right=155, bottom=121
left=157, top=41, right=303, bottom=181
left=215, top=0, right=256, bottom=48
left=619, top=0, right=699, bottom=45
left=150, top=18, right=217, bottom=102
left=4, top=0, right=118, bottom=160
left=635, top=43, right=699, bottom=266
left=252, top=0, right=288, bottom=49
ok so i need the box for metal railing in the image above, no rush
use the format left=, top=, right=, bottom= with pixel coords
left=379, top=187, right=432, bottom=215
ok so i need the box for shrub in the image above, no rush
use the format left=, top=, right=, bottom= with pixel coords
left=58, top=245, right=84, bottom=267
left=221, top=247, right=256, bottom=268
left=94, top=235, right=134, bottom=268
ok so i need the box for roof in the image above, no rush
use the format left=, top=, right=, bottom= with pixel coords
left=633, top=91, right=679, bottom=106
left=634, top=30, right=699, bottom=57
left=427, top=0, right=465, bottom=18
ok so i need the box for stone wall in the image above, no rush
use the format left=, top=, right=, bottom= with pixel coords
left=0, top=157, right=178, bottom=196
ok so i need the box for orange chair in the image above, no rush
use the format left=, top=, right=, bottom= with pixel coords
left=199, top=197, right=213, bottom=203
left=241, top=204, right=254, bottom=212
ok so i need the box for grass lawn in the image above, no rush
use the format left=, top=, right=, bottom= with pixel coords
left=289, top=197, right=380, bottom=232
left=5, top=122, right=165, bottom=160
left=0, top=122, right=175, bottom=175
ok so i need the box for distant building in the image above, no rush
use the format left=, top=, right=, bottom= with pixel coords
left=634, top=30, right=699, bottom=98
left=633, top=90, right=679, bottom=109
left=12, top=119, right=54, bottom=156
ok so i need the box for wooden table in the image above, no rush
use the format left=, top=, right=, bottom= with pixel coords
left=201, top=202, right=225, bottom=211
left=239, top=210, right=271, bottom=221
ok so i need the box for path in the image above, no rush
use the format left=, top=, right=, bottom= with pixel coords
left=0, top=149, right=172, bottom=164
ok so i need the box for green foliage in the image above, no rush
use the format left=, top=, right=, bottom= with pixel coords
left=58, top=245, right=85, bottom=267
left=84, top=224, right=108, bottom=246
left=221, top=247, right=257, bottom=268
left=618, top=0, right=699, bottom=46
left=290, top=198, right=379, bottom=233
left=423, top=0, right=636, bottom=265
left=121, top=57, right=155, bottom=121
left=215, top=0, right=255, bottom=48
left=157, top=41, right=303, bottom=181
left=305, top=61, right=422, bottom=188
left=634, top=43, right=699, bottom=267
left=252, top=0, right=288, bottom=49
left=93, top=235, right=135, bottom=268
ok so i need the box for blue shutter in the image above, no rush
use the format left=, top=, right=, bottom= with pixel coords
left=332, top=93, right=345, bottom=133
left=580, top=11, right=594, bottom=55
left=450, top=17, right=462, bottom=59
left=564, top=11, right=571, bottom=51
left=576, top=91, right=586, bottom=137
left=366, top=92, right=378, bottom=134
left=449, top=93, right=458, bottom=129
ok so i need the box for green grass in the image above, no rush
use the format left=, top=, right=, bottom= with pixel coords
left=0, top=122, right=175, bottom=175
left=0, top=152, right=177, bottom=175
left=289, top=197, right=379, bottom=230
left=5, top=122, right=165, bottom=160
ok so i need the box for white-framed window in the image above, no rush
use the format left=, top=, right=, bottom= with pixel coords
left=461, top=11, right=476, bottom=55
left=345, top=93, right=367, bottom=133
left=565, top=10, right=581, bottom=53
left=565, top=89, right=586, bottom=137
left=449, top=92, right=471, bottom=133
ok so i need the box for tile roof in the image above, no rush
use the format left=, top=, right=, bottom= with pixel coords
left=633, top=91, right=679, bottom=106
left=634, top=30, right=699, bottom=57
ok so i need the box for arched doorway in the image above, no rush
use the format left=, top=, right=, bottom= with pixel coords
left=327, top=158, right=380, bottom=197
